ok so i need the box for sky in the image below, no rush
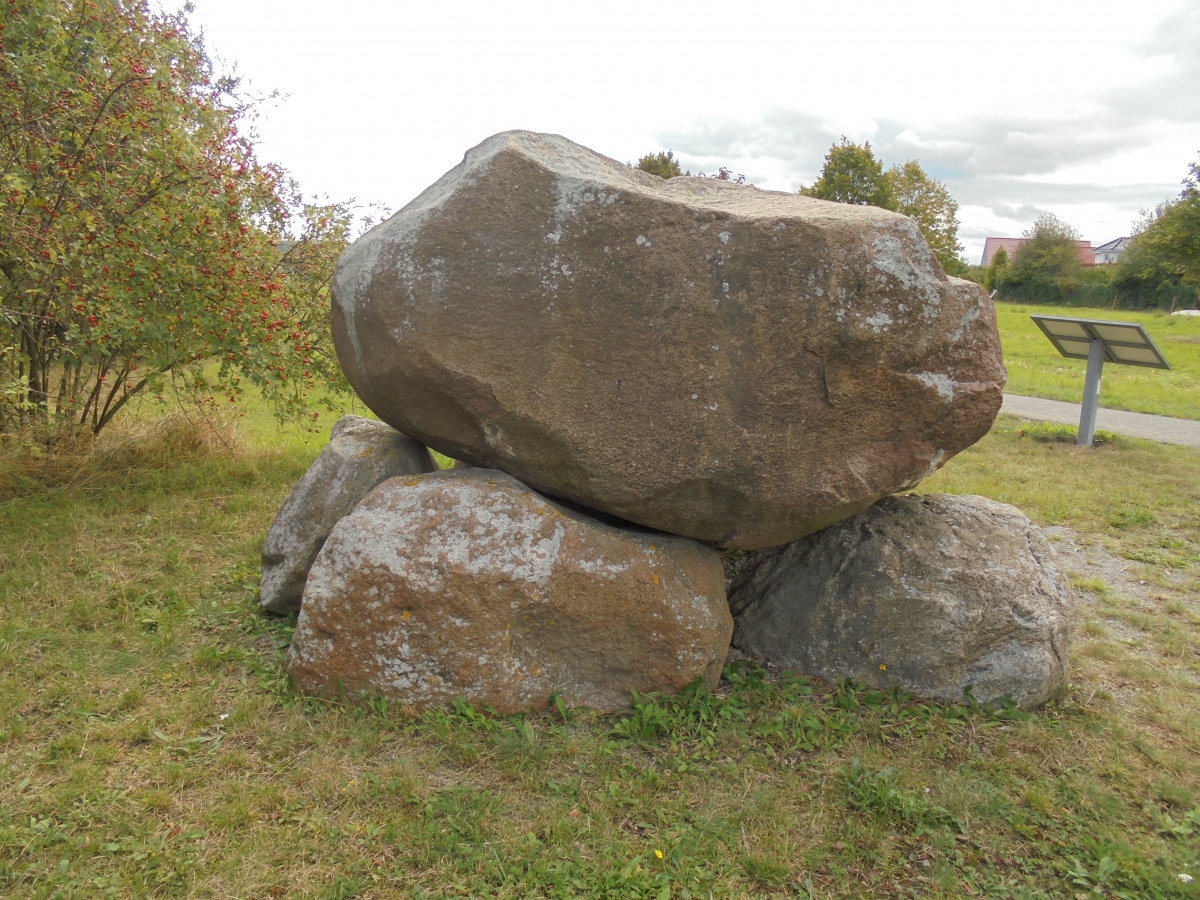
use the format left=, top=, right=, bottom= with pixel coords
left=187, top=0, right=1200, bottom=265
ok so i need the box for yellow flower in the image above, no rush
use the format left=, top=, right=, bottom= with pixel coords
left=879, top=664, right=887, bottom=671
left=655, top=849, right=664, bottom=859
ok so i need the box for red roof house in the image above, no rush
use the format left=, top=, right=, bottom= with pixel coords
left=981, top=237, right=1095, bottom=267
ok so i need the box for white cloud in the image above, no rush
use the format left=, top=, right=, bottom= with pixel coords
left=654, top=2, right=1200, bottom=262
left=186, top=0, right=1200, bottom=265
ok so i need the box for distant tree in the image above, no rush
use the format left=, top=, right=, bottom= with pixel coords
left=985, top=245, right=1009, bottom=289
left=1012, top=214, right=1085, bottom=280
left=1114, top=155, right=1200, bottom=300
left=1158, top=148, right=1199, bottom=286
left=886, top=160, right=963, bottom=272
left=636, top=150, right=685, bottom=179
left=1131, top=199, right=1174, bottom=236
left=941, top=257, right=970, bottom=277
left=802, top=142, right=967, bottom=273
left=801, top=138, right=895, bottom=209
left=959, top=264, right=989, bottom=286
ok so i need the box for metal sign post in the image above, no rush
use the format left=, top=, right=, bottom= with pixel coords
left=1029, top=315, right=1171, bottom=448
left=1077, top=339, right=1104, bottom=447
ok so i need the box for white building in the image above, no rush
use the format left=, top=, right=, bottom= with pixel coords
left=1092, top=237, right=1131, bottom=264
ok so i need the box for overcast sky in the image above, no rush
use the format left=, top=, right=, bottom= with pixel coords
left=188, top=0, right=1199, bottom=265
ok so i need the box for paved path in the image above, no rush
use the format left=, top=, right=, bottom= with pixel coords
left=1000, top=394, right=1200, bottom=449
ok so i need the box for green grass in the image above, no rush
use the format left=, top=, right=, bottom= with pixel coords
left=996, top=301, right=1200, bottom=420
left=2, top=409, right=1199, bottom=898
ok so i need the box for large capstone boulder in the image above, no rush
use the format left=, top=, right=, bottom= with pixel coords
left=259, top=415, right=437, bottom=615
left=332, top=130, right=1005, bottom=549
left=728, top=494, right=1075, bottom=708
left=287, top=469, right=732, bottom=714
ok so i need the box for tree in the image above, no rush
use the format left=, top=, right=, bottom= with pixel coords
left=634, top=151, right=745, bottom=183
left=886, top=160, right=963, bottom=272
left=801, top=140, right=966, bottom=273
left=1130, top=199, right=1174, bottom=236
left=1114, top=156, right=1200, bottom=301
left=635, top=150, right=685, bottom=179
left=1012, top=214, right=1085, bottom=280
left=0, top=0, right=350, bottom=435
left=985, top=245, right=1009, bottom=290
left=801, top=137, right=895, bottom=209
left=1143, top=197, right=1200, bottom=287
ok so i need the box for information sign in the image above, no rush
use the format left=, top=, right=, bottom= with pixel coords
left=1029, top=315, right=1171, bottom=447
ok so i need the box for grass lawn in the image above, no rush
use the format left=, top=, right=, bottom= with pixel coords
left=2, top=405, right=1199, bottom=898
left=997, top=302, right=1200, bottom=420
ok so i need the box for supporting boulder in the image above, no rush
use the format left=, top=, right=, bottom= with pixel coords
left=287, top=469, right=732, bottom=714
left=729, top=494, right=1075, bottom=708
left=259, top=415, right=437, bottom=615
left=332, top=130, right=1005, bottom=549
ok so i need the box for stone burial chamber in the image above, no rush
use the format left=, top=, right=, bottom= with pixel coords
left=257, top=130, right=1074, bottom=714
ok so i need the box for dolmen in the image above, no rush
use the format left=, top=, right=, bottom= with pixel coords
left=261, top=130, right=1075, bottom=713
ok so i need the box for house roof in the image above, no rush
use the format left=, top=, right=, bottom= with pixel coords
left=981, top=237, right=1095, bottom=267
left=1093, top=237, right=1131, bottom=254
left=981, top=237, right=1023, bottom=267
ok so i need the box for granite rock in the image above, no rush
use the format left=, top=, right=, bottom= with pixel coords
left=288, top=469, right=732, bottom=713
left=729, top=493, right=1075, bottom=708
left=331, top=130, right=1005, bottom=549
left=259, top=415, right=436, bottom=615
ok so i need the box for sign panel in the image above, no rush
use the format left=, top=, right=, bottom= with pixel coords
left=1030, top=315, right=1171, bottom=370
left=1028, top=315, right=1172, bottom=447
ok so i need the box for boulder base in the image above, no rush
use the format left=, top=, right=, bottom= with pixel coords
left=332, top=130, right=1005, bottom=549
left=729, top=494, right=1075, bottom=708
left=259, top=415, right=436, bottom=615
left=287, top=469, right=732, bottom=714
